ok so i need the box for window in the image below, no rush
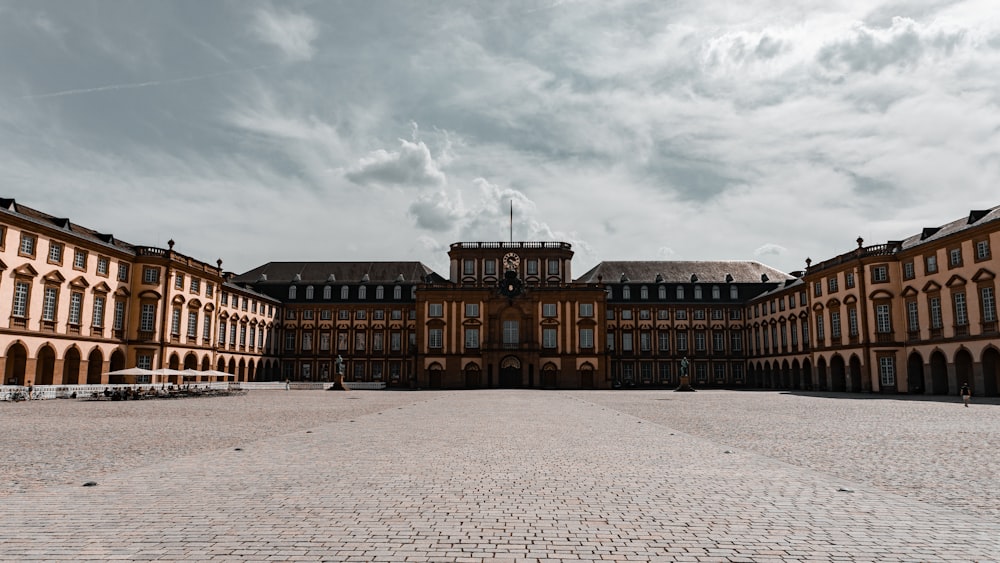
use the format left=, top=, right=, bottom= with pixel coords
left=65, top=292, right=81, bottom=326
left=639, top=309, right=652, bottom=320
left=845, top=272, right=855, bottom=288
left=949, top=248, right=962, bottom=267
left=695, top=332, right=706, bottom=352
left=42, top=287, right=58, bottom=321
left=338, top=333, right=349, bottom=350
left=393, top=285, right=402, bottom=300
left=676, top=286, right=684, bottom=299
left=321, top=309, right=332, bottom=320
left=341, top=286, right=349, bottom=299
left=712, top=286, right=720, bottom=299
left=143, top=266, right=160, bottom=284
left=693, top=309, right=705, bottom=320
left=658, top=332, right=670, bottom=352
left=657, top=309, right=669, bottom=320
left=320, top=333, right=331, bottom=351
left=848, top=308, right=859, bottom=337
left=175, top=273, right=184, bottom=290
left=219, top=321, right=228, bottom=345
left=118, top=263, right=130, bottom=282
left=372, top=309, right=384, bottom=320
left=355, top=310, right=366, bottom=320
left=879, top=355, right=896, bottom=387
left=729, top=308, right=741, bottom=320
left=465, top=328, right=479, bottom=348
left=815, top=313, right=825, bottom=341
left=694, top=285, right=702, bottom=299
left=830, top=311, right=841, bottom=338
left=872, top=265, right=888, bottom=283
left=579, top=303, right=594, bottom=317
left=322, top=285, right=332, bottom=300
left=713, top=331, right=724, bottom=352
left=390, top=332, right=401, bottom=351
left=288, top=286, right=297, bottom=300
left=302, top=310, right=314, bottom=320
left=976, top=240, right=991, bottom=261
left=622, top=332, right=633, bottom=351
left=542, top=303, right=557, bottom=317
left=429, top=328, right=443, bottom=348
left=813, top=281, right=822, bottom=297
left=190, top=277, right=200, bottom=293
left=171, top=309, right=181, bottom=336
left=982, top=286, right=997, bottom=322
left=114, top=301, right=125, bottom=331
left=12, top=281, right=30, bottom=317
left=675, top=309, right=687, bottom=320
left=221, top=292, right=229, bottom=306
left=466, top=303, right=479, bottom=317
left=485, top=260, right=496, bottom=275
left=390, top=309, right=401, bottom=320
left=543, top=328, right=557, bottom=348
left=926, top=255, right=938, bottom=274
left=358, top=286, right=367, bottom=299
left=827, top=277, right=838, bottom=293
left=375, top=286, right=384, bottom=300
left=907, top=300, right=919, bottom=332
left=463, top=259, right=475, bottom=275
left=302, top=332, right=312, bottom=350
left=954, top=291, right=968, bottom=326
left=929, top=296, right=943, bottom=329
left=503, top=320, right=519, bottom=348
left=711, top=309, right=723, bottom=320
left=730, top=332, right=742, bottom=352
left=640, top=286, right=649, bottom=300
left=92, top=296, right=105, bottom=328
left=305, top=286, right=314, bottom=300
left=19, top=233, right=36, bottom=257
left=526, top=259, right=539, bottom=275
left=140, top=303, right=156, bottom=332
left=203, top=315, right=212, bottom=342
left=676, top=332, right=688, bottom=351
left=903, top=262, right=915, bottom=280
left=621, top=309, right=632, bottom=320
left=548, top=260, right=559, bottom=275
left=580, top=328, right=594, bottom=349
left=623, top=286, right=631, bottom=300
left=429, top=303, right=443, bottom=317
left=338, top=310, right=349, bottom=320
left=876, top=303, right=892, bottom=333
left=730, top=286, right=738, bottom=300
left=640, top=332, right=652, bottom=351
left=137, top=354, right=153, bottom=370
left=230, top=323, right=237, bottom=346
left=187, top=311, right=198, bottom=338
left=249, top=326, right=257, bottom=349
left=48, top=242, right=63, bottom=263
left=285, top=309, right=296, bottom=320
left=285, top=332, right=295, bottom=350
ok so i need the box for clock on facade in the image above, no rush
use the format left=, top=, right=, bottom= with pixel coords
left=502, top=252, right=520, bottom=272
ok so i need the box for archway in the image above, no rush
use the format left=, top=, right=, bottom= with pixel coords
left=982, top=348, right=1000, bottom=397
left=168, top=353, right=180, bottom=370
left=763, top=361, right=772, bottom=388
left=930, top=351, right=948, bottom=394
left=498, top=356, right=521, bottom=388
left=227, top=358, right=236, bottom=381
left=248, top=360, right=256, bottom=382
left=802, top=358, right=813, bottom=390
left=541, top=362, right=557, bottom=389
left=955, top=349, right=974, bottom=395
left=747, top=363, right=757, bottom=388
left=830, top=355, right=847, bottom=392
left=201, top=356, right=210, bottom=371
left=238, top=359, right=246, bottom=382
left=780, top=360, right=790, bottom=389
left=62, top=347, right=82, bottom=385
left=87, top=349, right=104, bottom=385
left=791, top=359, right=801, bottom=390
left=816, top=357, right=828, bottom=391
left=36, top=346, right=56, bottom=385
left=428, top=362, right=443, bottom=389
left=580, top=363, right=595, bottom=389
left=464, top=363, right=481, bottom=388
left=217, top=357, right=226, bottom=372
left=907, top=352, right=925, bottom=394
left=183, top=353, right=198, bottom=370
left=849, top=355, right=862, bottom=393
left=4, top=342, right=28, bottom=385
left=109, top=349, right=126, bottom=372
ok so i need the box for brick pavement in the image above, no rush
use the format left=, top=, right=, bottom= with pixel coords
left=0, top=390, right=998, bottom=562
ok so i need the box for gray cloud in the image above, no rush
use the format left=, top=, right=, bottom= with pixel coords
left=346, top=139, right=447, bottom=188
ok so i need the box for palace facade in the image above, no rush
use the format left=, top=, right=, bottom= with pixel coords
left=2, top=197, right=998, bottom=395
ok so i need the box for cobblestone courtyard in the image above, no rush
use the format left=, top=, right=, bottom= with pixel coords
left=1, top=390, right=998, bottom=562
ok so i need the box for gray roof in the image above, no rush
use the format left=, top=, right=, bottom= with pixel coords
left=1, top=197, right=135, bottom=253
left=575, top=261, right=793, bottom=284
left=900, top=205, right=1000, bottom=250
left=233, top=261, right=445, bottom=284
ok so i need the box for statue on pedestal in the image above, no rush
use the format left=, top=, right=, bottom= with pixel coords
left=675, top=356, right=695, bottom=392
left=328, top=354, right=348, bottom=391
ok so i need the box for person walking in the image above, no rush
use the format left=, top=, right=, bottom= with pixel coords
left=961, top=382, right=971, bottom=407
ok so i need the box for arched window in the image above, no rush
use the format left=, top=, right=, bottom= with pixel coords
left=640, top=285, right=649, bottom=300
left=694, top=285, right=703, bottom=299
left=711, top=285, right=720, bottom=299
left=393, top=285, right=402, bottom=299
left=359, top=286, right=367, bottom=300
left=676, top=286, right=684, bottom=299
left=375, top=285, right=384, bottom=299
left=305, top=285, right=314, bottom=300
left=411, top=286, right=417, bottom=299
left=323, top=285, right=332, bottom=300
left=658, top=286, right=667, bottom=300
left=623, top=286, right=631, bottom=300
left=730, top=285, right=738, bottom=299
left=288, top=286, right=297, bottom=299
left=340, top=286, right=349, bottom=299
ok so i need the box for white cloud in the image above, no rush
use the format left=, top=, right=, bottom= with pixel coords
left=346, top=139, right=447, bottom=188
left=251, top=7, right=318, bottom=61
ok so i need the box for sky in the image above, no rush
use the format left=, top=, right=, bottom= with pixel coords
left=2, top=0, right=999, bottom=277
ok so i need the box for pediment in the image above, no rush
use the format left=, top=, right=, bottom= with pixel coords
left=69, top=276, right=89, bottom=289
left=114, top=286, right=131, bottom=298
left=12, top=263, right=39, bottom=278
left=43, top=269, right=66, bottom=284
left=869, top=289, right=894, bottom=300
left=972, top=268, right=996, bottom=283
left=922, top=280, right=942, bottom=293
left=92, top=281, right=111, bottom=293
left=901, top=285, right=919, bottom=297
left=945, top=274, right=967, bottom=288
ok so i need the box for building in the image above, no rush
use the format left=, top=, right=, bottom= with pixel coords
left=2, top=196, right=998, bottom=394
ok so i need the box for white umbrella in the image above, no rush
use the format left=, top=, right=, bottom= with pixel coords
left=151, top=368, right=187, bottom=384
left=106, top=367, right=155, bottom=376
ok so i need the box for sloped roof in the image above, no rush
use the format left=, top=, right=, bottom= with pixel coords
left=899, top=204, right=1000, bottom=250
left=575, top=260, right=793, bottom=284
left=0, top=197, right=135, bottom=252
left=233, top=261, right=446, bottom=284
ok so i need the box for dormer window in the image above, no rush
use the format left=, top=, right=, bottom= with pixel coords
left=288, top=286, right=297, bottom=299
left=305, top=286, right=314, bottom=300
left=622, top=286, right=631, bottom=300
left=341, top=286, right=349, bottom=299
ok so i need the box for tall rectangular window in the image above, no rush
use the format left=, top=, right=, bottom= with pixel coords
left=828, top=277, right=838, bottom=293
left=143, top=267, right=159, bottom=284
left=542, top=303, right=557, bottom=317
left=69, top=292, right=83, bottom=325
left=429, top=328, right=442, bottom=349
left=949, top=248, right=962, bottom=267
left=875, top=303, right=892, bottom=333
left=907, top=300, right=919, bottom=332
left=526, top=259, right=539, bottom=275
left=175, top=273, right=185, bottom=289
left=982, top=286, right=997, bottom=322
left=114, top=301, right=125, bottom=330
left=871, top=265, right=888, bottom=283
left=503, top=320, right=518, bottom=348
left=976, top=240, right=991, bottom=260
left=140, top=304, right=156, bottom=332
left=12, top=281, right=30, bottom=317
left=92, top=296, right=105, bottom=328
left=73, top=249, right=87, bottom=269
left=676, top=332, right=688, bottom=351
left=465, top=303, right=479, bottom=317
left=301, top=332, right=311, bottom=350
left=42, top=287, right=58, bottom=321
left=830, top=311, right=841, bottom=338
left=171, top=309, right=181, bottom=336
left=903, top=262, right=915, bottom=279
left=187, top=311, right=198, bottom=338
left=229, top=323, right=236, bottom=345
left=954, top=291, right=968, bottom=326
left=391, top=332, right=401, bottom=351
left=203, top=316, right=212, bottom=342
left=622, top=332, right=633, bottom=351
left=815, top=314, right=825, bottom=341
left=926, top=255, right=938, bottom=274
left=373, top=332, right=383, bottom=351
left=543, top=328, right=557, bottom=348
left=730, top=332, right=742, bottom=352
left=97, top=256, right=110, bottom=276
left=284, top=332, right=295, bottom=350
left=848, top=308, right=858, bottom=337
left=484, top=260, right=496, bottom=275
left=547, top=260, right=559, bottom=275
left=219, top=321, right=228, bottom=345
left=49, top=242, right=63, bottom=263
left=579, top=303, right=594, bottom=317
left=845, top=272, right=855, bottom=288
left=929, top=296, right=942, bottom=329
left=879, top=356, right=896, bottom=387
left=118, top=263, right=129, bottom=282
left=658, top=332, right=670, bottom=352
left=465, top=328, right=479, bottom=349
left=580, top=328, right=594, bottom=349
left=463, top=259, right=475, bottom=275
left=639, top=332, right=651, bottom=351
left=428, top=303, right=443, bottom=317
left=19, top=233, right=36, bottom=256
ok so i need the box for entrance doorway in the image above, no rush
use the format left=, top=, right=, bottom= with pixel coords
left=499, top=356, right=521, bottom=387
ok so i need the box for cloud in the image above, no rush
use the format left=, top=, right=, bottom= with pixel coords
left=408, top=190, right=463, bottom=232
left=817, top=17, right=966, bottom=74
left=754, top=243, right=788, bottom=258
left=346, top=139, right=447, bottom=188
left=251, top=7, right=318, bottom=61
